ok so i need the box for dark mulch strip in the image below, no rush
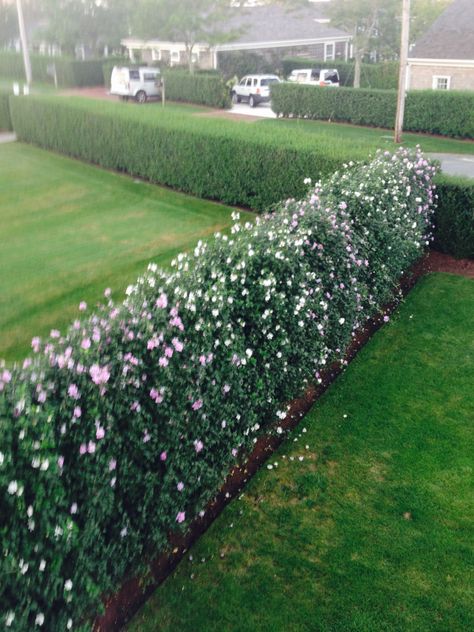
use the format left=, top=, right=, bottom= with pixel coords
left=94, top=249, right=474, bottom=631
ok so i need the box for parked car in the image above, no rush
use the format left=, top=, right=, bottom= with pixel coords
left=110, top=66, right=162, bottom=103
left=231, top=74, right=281, bottom=107
left=288, top=68, right=340, bottom=87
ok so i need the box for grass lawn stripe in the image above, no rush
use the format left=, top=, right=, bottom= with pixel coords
left=0, top=142, right=250, bottom=361
left=127, top=273, right=474, bottom=632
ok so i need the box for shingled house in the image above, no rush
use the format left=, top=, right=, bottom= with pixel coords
left=121, top=3, right=352, bottom=70
left=407, top=0, right=474, bottom=90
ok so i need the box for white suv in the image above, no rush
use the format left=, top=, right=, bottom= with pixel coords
left=231, top=74, right=281, bottom=107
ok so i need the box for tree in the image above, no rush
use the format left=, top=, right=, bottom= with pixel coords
left=328, top=0, right=399, bottom=87
left=0, top=1, right=18, bottom=48
left=134, top=0, right=245, bottom=72
left=38, top=0, right=133, bottom=56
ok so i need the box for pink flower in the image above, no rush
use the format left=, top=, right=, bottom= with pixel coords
left=223, top=384, right=231, bottom=394
left=92, top=329, right=101, bottom=343
left=79, top=444, right=87, bottom=455
left=31, top=337, right=41, bottom=352
left=159, top=356, right=169, bottom=368
left=177, top=481, right=184, bottom=491
left=58, top=456, right=65, bottom=469
left=68, top=384, right=80, bottom=399
left=104, top=288, right=111, bottom=298
left=143, top=430, right=151, bottom=443
left=96, top=426, right=105, bottom=440
left=232, top=448, right=238, bottom=457
left=79, top=301, right=87, bottom=311
left=23, top=358, right=32, bottom=369
left=176, top=511, right=186, bottom=524
left=192, top=399, right=203, bottom=411
left=199, top=355, right=207, bottom=366
left=156, top=293, right=168, bottom=309
left=383, top=315, right=390, bottom=322
left=1, top=369, right=11, bottom=383
left=160, top=451, right=167, bottom=461
left=81, top=338, right=91, bottom=350
left=172, top=338, right=184, bottom=352
left=109, top=458, right=117, bottom=471
left=73, top=406, right=82, bottom=418
left=194, top=439, right=204, bottom=453
left=90, top=364, right=110, bottom=385
left=87, top=441, right=96, bottom=454
left=70, top=503, right=78, bottom=514
left=150, top=388, right=164, bottom=404
left=50, top=329, right=60, bottom=339
left=37, top=391, right=47, bottom=403
left=164, top=346, right=173, bottom=358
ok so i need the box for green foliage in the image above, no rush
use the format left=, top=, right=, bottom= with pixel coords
left=0, top=147, right=436, bottom=630
left=218, top=51, right=277, bottom=80
left=433, top=175, right=474, bottom=259
left=271, top=84, right=474, bottom=138
left=281, top=58, right=399, bottom=89
left=164, top=71, right=231, bottom=108
left=9, top=96, right=357, bottom=211
left=0, top=92, right=12, bottom=130
left=0, top=52, right=104, bottom=87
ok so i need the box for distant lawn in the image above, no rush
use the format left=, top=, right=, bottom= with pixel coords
left=128, top=273, right=474, bottom=632
left=261, top=117, right=474, bottom=156
left=0, top=142, right=249, bottom=361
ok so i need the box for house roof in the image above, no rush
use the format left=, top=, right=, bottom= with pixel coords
left=215, top=4, right=351, bottom=50
left=409, top=0, right=474, bottom=61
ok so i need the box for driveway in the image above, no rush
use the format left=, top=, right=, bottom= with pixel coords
left=227, top=102, right=277, bottom=119
left=427, top=153, right=474, bottom=179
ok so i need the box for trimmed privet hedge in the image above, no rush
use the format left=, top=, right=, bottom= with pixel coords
left=271, top=84, right=474, bottom=139
left=281, top=58, right=399, bottom=90
left=163, top=71, right=231, bottom=108
left=0, top=93, right=12, bottom=131
left=9, top=96, right=359, bottom=210
left=0, top=52, right=104, bottom=87
left=0, top=147, right=436, bottom=631
left=433, top=175, right=474, bottom=259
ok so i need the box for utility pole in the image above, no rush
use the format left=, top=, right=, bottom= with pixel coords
left=16, top=0, right=32, bottom=86
left=394, top=0, right=411, bottom=143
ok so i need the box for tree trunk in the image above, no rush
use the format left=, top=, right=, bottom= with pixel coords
left=186, top=43, right=195, bottom=74
left=353, top=50, right=362, bottom=88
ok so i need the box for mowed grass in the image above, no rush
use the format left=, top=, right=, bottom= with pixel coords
left=0, top=142, right=250, bottom=361
left=261, top=117, right=474, bottom=156
left=128, top=273, right=474, bottom=632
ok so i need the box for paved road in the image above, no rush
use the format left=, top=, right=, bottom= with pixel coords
left=427, top=153, right=474, bottom=179
left=227, top=102, right=276, bottom=119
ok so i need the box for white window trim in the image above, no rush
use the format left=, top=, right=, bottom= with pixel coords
left=324, top=42, right=335, bottom=62
left=432, top=75, right=451, bottom=90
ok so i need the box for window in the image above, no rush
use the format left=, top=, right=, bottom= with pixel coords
left=170, top=50, right=180, bottom=62
left=239, top=77, right=247, bottom=85
left=129, top=70, right=140, bottom=80
left=143, top=73, right=158, bottom=82
left=432, top=75, right=450, bottom=90
left=260, top=78, right=279, bottom=86
left=246, top=78, right=253, bottom=87
left=324, top=43, right=335, bottom=61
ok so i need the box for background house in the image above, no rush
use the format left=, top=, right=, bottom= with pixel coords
left=122, top=3, right=352, bottom=70
left=407, top=0, right=474, bottom=90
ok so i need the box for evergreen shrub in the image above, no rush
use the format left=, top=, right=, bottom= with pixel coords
left=163, top=71, right=231, bottom=108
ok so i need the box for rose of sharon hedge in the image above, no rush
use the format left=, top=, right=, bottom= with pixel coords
left=0, top=148, right=436, bottom=630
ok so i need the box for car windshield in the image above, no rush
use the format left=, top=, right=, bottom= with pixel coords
left=260, top=78, right=279, bottom=86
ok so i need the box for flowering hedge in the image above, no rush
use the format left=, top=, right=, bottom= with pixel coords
left=0, top=148, right=436, bottom=630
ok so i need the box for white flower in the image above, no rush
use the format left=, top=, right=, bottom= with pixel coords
left=7, top=480, right=18, bottom=495
left=339, top=317, right=345, bottom=325
left=245, top=349, right=253, bottom=358
left=35, top=613, right=45, bottom=626
left=39, top=559, right=46, bottom=571
left=67, top=620, right=73, bottom=630
left=5, top=612, right=15, bottom=627
left=0, top=451, right=4, bottom=465
left=64, top=579, right=73, bottom=591
left=40, top=459, right=49, bottom=471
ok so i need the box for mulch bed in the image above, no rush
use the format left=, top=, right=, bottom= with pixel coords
left=92, top=250, right=472, bottom=631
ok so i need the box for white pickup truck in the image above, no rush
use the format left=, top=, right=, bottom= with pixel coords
left=288, top=68, right=340, bottom=87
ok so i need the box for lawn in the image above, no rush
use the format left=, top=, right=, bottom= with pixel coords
left=261, top=117, right=474, bottom=156
left=0, top=142, right=249, bottom=361
left=128, top=273, right=474, bottom=632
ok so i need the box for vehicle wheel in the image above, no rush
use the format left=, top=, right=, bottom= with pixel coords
left=249, top=95, right=257, bottom=108
left=135, top=90, right=147, bottom=104
left=231, top=92, right=240, bottom=104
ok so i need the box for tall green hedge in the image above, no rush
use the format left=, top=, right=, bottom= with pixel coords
left=0, top=147, right=436, bottom=631
left=163, top=71, right=231, bottom=108
left=281, top=58, right=399, bottom=90
left=271, top=84, right=474, bottom=139
left=433, top=175, right=474, bottom=259
left=102, top=57, right=129, bottom=88
left=9, top=96, right=357, bottom=210
left=0, top=93, right=12, bottom=131
left=0, top=52, right=104, bottom=87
